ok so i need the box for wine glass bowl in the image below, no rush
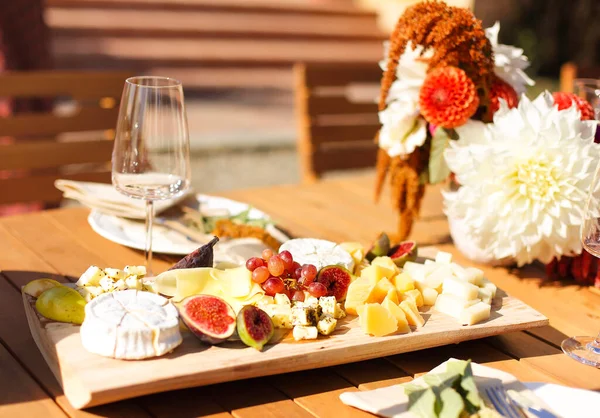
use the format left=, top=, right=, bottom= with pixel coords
left=112, top=76, right=191, bottom=274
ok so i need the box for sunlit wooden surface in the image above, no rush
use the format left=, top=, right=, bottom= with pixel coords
left=1, top=173, right=599, bottom=417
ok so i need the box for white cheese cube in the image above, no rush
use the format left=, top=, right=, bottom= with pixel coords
left=403, top=262, right=427, bottom=282
left=333, top=303, right=346, bottom=319
left=263, top=304, right=293, bottom=329
left=291, top=305, right=319, bottom=326
left=114, top=279, right=127, bottom=291
left=442, top=276, right=479, bottom=300
left=454, top=267, right=484, bottom=286
left=293, top=325, right=318, bottom=341
left=459, top=302, right=491, bottom=325
left=317, top=315, right=337, bottom=335
left=99, top=276, right=116, bottom=292
left=124, top=265, right=146, bottom=277
left=422, top=287, right=439, bottom=306
left=77, top=266, right=105, bottom=287
left=318, top=296, right=336, bottom=316
left=424, top=259, right=436, bottom=266
left=274, top=293, right=291, bottom=306
left=304, top=296, right=319, bottom=307
left=478, top=287, right=493, bottom=305
left=125, top=275, right=143, bottom=290
left=104, top=268, right=126, bottom=281
left=435, top=251, right=453, bottom=264
left=76, top=286, right=95, bottom=302
left=435, top=294, right=479, bottom=319
left=256, top=295, right=274, bottom=308
left=424, top=266, right=450, bottom=291
left=481, top=279, right=497, bottom=298
left=449, top=262, right=467, bottom=278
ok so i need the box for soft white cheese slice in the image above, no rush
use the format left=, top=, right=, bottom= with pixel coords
left=279, top=238, right=354, bottom=271
left=81, top=290, right=182, bottom=360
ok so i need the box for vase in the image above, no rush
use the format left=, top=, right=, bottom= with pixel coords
left=446, top=200, right=515, bottom=267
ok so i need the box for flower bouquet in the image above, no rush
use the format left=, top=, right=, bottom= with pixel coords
left=375, top=1, right=600, bottom=288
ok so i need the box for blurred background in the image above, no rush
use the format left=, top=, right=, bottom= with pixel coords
left=1, top=0, right=599, bottom=196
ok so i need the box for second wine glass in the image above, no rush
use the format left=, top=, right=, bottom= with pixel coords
left=112, top=76, right=191, bottom=275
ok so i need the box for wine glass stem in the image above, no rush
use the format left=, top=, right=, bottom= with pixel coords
left=593, top=331, right=600, bottom=349
left=145, top=199, right=154, bottom=276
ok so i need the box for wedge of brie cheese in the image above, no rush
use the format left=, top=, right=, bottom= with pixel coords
left=279, top=238, right=355, bottom=271
left=80, top=290, right=182, bottom=360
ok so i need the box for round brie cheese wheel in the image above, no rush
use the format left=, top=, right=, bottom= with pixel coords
left=279, top=238, right=355, bottom=272
left=80, top=290, right=182, bottom=360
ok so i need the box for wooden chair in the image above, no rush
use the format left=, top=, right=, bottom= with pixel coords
left=0, top=71, right=133, bottom=206
left=294, top=62, right=381, bottom=183
left=559, top=62, right=600, bottom=92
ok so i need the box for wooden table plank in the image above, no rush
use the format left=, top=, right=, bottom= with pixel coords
left=268, top=369, right=372, bottom=418
left=137, top=388, right=232, bottom=418
left=0, top=340, right=68, bottom=418
left=333, top=359, right=412, bottom=390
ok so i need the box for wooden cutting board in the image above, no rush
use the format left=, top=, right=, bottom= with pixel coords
left=23, top=287, right=548, bottom=410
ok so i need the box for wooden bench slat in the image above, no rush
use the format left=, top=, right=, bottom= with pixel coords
left=0, top=107, right=119, bottom=137
left=0, top=171, right=111, bottom=205
left=0, top=140, right=114, bottom=171
left=306, top=95, right=378, bottom=116
left=310, top=123, right=379, bottom=144
left=0, top=71, right=128, bottom=99
left=302, top=64, right=381, bottom=87
left=312, top=144, right=378, bottom=174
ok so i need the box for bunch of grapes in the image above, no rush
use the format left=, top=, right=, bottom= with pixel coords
left=245, top=249, right=326, bottom=301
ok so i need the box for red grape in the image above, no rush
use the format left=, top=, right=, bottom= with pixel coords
left=292, top=261, right=301, bottom=271
left=294, top=267, right=303, bottom=280
left=245, top=257, right=264, bottom=272
left=252, top=266, right=270, bottom=284
left=308, top=282, right=327, bottom=298
left=268, top=255, right=285, bottom=277
left=263, top=277, right=285, bottom=296
left=279, top=250, right=294, bottom=271
left=262, top=249, right=274, bottom=261
left=292, top=290, right=305, bottom=302
left=301, top=264, right=318, bottom=285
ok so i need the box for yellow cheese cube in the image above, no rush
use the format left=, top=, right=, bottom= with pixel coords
left=367, top=277, right=395, bottom=303
left=381, top=298, right=410, bottom=334
left=403, top=289, right=424, bottom=308
left=421, top=287, right=439, bottom=306
left=354, top=259, right=371, bottom=276
left=344, top=277, right=373, bottom=315
left=400, top=300, right=425, bottom=328
left=459, top=301, right=491, bottom=325
left=361, top=264, right=390, bottom=286
left=358, top=303, right=398, bottom=337
left=340, top=242, right=365, bottom=266
left=383, top=288, right=400, bottom=305
left=371, top=256, right=399, bottom=278
left=391, top=272, right=415, bottom=293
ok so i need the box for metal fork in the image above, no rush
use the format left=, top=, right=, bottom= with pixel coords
left=485, top=384, right=558, bottom=418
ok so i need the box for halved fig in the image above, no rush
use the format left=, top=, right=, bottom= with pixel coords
left=388, top=240, right=418, bottom=267
left=179, top=294, right=236, bottom=344
left=314, top=265, right=352, bottom=301
left=365, top=232, right=391, bottom=262
left=237, top=305, right=274, bottom=351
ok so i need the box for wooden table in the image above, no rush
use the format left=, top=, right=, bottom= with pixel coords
left=1, top=174, right=599, bottom=418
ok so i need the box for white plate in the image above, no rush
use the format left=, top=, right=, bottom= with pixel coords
left=524, top=382, right=600, bottom=418
left=88, top=194, right=290, bottom=256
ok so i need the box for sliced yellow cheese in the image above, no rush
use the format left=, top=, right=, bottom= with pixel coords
left=381, top=298, right=410, bottom=334
left=442, top=276, right=479, bottom=300
left=399, top=300, right=425, bottom=328
left=358, top=303, right=398, bottom=337
left=361, top=264, right=391, bottom=285
left=153, top=268, right=223, bottom=301
left=367, top=277, right=395, bottom=303
left=211, top=266, right=253, bottom=298
left=459, top=302, right=491, bottom=325
left=344, top=277, right=373, bottom=315
left=391, top=272, right=415, bottom=293
left=403, top=289, right=424, bottom=308
left=383, top=288, right=400, bottom=305
left=421, top=287, right=439, bottom=306
left=370, top=256, right=399, bottom=278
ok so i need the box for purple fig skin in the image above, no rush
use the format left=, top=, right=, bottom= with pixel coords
left=236, top=305, right=274, bottom=351
left=365, top=232, right=391, bottom=262
left=179, top=295, right=236, bottom=345
left=169, top=236, right=219, bottom=271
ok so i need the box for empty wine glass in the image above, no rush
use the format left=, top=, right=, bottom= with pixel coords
left=112, top=76, right=191, bottom=275
left=563, top=78, right=600, bottom=367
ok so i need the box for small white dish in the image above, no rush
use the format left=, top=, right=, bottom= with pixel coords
left=88, top=194, right=290, bottom=256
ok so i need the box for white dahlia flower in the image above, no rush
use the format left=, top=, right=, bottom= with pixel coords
left=378, top=98, right=427, bottom=157
left=485, top=22, right=535, bottom=95
left=443, top=92, right=599, bottom=266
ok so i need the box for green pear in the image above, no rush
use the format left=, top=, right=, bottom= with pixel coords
left=36, top=286, right=86, bottom=324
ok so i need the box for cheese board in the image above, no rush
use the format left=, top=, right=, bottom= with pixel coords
left=23, top=281, right=547, bottom=409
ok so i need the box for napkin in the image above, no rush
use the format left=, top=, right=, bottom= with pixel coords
left=55, top=180, right=193, bottom=219
left=339, top=359, right=554, bottom=418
